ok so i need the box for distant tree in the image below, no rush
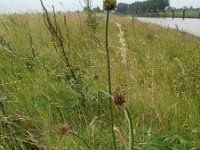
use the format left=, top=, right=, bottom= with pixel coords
left=93, top=6, right=102, bottom=13
left=161, top=0, right=170, bottom=11
left=117, top=3, right=129, bottom=14
left=117, top=0, right=170, bottom=14
left=83, top=0, right=92, bottom=13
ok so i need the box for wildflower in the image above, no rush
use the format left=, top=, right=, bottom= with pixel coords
left=113, top=87, right=126, bottom=106
left=59, top=123, right=68, bottom=135
left=103, top=0, right=117, bottom=11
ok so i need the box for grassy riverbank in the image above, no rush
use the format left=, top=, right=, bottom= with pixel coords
left=0, top=13, right=200, bottom=149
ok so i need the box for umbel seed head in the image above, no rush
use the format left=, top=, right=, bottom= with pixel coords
left=103, top=0, right=117, bottom=11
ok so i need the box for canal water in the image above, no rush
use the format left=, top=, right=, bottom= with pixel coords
left=137, top=17, right=200, bottom=37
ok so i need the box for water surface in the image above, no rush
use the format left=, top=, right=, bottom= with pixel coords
left=137, top=17, right=200, bottom=37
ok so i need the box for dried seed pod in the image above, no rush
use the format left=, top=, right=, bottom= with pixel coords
left=103, top=0, right=117, bottom=11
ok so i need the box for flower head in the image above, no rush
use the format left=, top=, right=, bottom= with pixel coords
left=59, top=123, right=69, bottom=135
left=113, top=87, right=126, bottom=106
left=103, top=0, right=117, bottom=11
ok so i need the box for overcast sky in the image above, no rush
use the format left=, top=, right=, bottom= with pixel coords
left=0, top=0, right=200, bottom=13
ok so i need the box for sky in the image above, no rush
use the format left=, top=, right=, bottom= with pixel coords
left=0, top=0, right=200, bottom=13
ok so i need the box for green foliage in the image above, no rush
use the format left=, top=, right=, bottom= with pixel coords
left=117, top=0, right=169, bottom=14
left=135, top=134, right=200, bottom=150
left=0, top=7, right=200, bottom=149
left=117, top=3, right=129, bottom=14
left=84, top=0, right=99, bottom=32
left=86, top=13, right=99, bottom=32
left=93, top=6, right=102, bottom=13
left=0, top=95, right=7, bottom=103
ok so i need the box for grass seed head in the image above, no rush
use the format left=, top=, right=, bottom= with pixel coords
left=103, top=0, right=117, bottom=11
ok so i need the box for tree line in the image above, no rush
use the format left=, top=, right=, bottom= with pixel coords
left=116, top=0, right=170, bottom=14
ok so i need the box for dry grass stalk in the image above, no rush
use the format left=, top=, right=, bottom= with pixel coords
left=40, top=0, right=76, bottom=80
left=116, top=23, right=128, bottom=68
left=40, top=0, right=86, bottom=101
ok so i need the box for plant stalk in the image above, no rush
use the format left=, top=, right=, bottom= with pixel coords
left=105, top=10, right=117, bottom=150
left=0, top=102, right=6, bottom=116
left=124, top=107, right=134, bottom=150
left=40, top=0, right=86, bottom=102
left=69, top=131, right=90, bottom=149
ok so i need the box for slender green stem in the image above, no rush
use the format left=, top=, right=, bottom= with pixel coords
left=105, top=10, right=117, bottom=150
left=124, top=107, right=134, bottom=150
left=0, top=102, right=6, bottom=116
left=69, top=131, right=90, bottom=149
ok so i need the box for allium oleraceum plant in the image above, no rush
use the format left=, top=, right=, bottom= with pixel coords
left=103, top=0, right=117, bottom=150
left=103, top=1, right=133, bottom=150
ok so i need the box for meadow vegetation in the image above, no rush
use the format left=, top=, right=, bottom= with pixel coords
left=0, top=8, right=200, bottom=150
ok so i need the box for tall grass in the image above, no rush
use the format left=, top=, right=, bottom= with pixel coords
left=0, top=6, right=200, bottom=150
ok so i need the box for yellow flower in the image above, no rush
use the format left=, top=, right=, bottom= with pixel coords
left=103, top=0, right=117, bottom=11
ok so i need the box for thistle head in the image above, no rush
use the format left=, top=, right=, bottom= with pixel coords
left=103, top=0, right=117, bottom=11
